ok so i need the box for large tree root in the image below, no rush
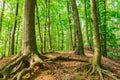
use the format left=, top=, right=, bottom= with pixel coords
left=0, top=52, right=44, bottom=80
left=46, top=55, right=89, bottom=62
left=86, top=64, right=118, bottom=80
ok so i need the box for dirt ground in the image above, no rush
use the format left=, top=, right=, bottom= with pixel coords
left=0, top=50, right=120, bottom=80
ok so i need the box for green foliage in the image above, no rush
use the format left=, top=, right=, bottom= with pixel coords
left=108, top=51, right=114, bottom=56
left=108, top=51, right=120, bottom=58
left=76, top=77, right=83, bottom=80
left=47, top=71, right=54, bottom=75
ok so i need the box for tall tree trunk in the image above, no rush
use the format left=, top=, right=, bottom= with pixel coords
left=67, top=0, right=73, bottom=50
left=48, top=0, right=52, bottom=51
left=22, top=0, right=38, bottom=53
left=84, top=0, right=92, bottom=51
left=36, top=2, right=44, bottom=53
left=15, top=24, right=20, bottom=54
left=43, top=0, right=47, bottom=52
left=0, top=0, right=5, bottom=36
left=73, top=25, right=77, bottom=50
left=61, top=26, right=64, bottom=50
left=9, top=0, right=19, bottom=55
left=43, top=24, right=47, bottom=52
left=87, top=1, right=118, bottom=79
left=57, top=25, right=60, bottom=50
left=0, top=0, right=5, bottom=58
left=90, top=0, right=101, bottom=66
left=71, top=0, right=84, bottom=55
left=101, top=0, right=107, bottom=56
left=59, top=14, right=64, bottom=50
left=57, top=0, right=60, bottom=51
left=97, top=0, right=107, bottom=56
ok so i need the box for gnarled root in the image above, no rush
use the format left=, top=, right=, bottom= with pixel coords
left=0, top=52, right=44, bottom=80
left=86, top=64, right=118, bottom=80
left=11, top=61, right=40, bottom=80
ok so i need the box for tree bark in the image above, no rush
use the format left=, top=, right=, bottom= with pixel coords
left=67, top=0, right=73, bottom=50
left=0, top=0, right=5, bottom=36
left=90, top=0, right=101, bottom=65
left=36, top=2, right=44, bottom=53
left=43, top=0, right=47, bottom=52
left=84, top=0, right=92, bottom=51
left=10, top=0, right=19, bottom=55
left=22, top=0, right=38, bottom=54
left=48, top=0, right=52, bottom=51
left=15, top=23, right=20, bottom=54
left=101, top=0, right=107, bottom=56
left=71, top=0, right=84, bottom=55
left=59, top=14, right=64, bottom=50
left=73, top=24, right=77, bottom=50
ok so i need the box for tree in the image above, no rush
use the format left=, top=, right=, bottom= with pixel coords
left=84, top=0, right=92, bottom=51
left=48, top=0, right=52, bottom=51
left=36, top=2, right=44, bottom=54
left=67, top=0, right=73, bottom=50
left=101, top=0, right=107, bottom=56
left=87, top=0, right=118, bottom=79
left=0, top=0, right=5, bottom=36
left=71, top=0, right=84, bottom=55
left=0, top=0, right=44, bottom=79
left=9, top=0, right=19, bottom=55
left=59, top=14, right=64, bottom=50
left=96, top=0, right=107, bottom=56
left=0, top=0, right=5, bottom=58
left=43, top=0, right=47, bottom=52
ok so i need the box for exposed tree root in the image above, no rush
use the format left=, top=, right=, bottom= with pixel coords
left=0, top=52, right=44, bottom=80
left=86, top=64, right=118, bottom=80
left=47, top=56, right=89, bottom=62
left=12, top=61, right=40, bottom=80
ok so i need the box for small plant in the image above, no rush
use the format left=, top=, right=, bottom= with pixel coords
left=108, top=51, right=114, bottom=56
left=47, top=71, right=54, bottom=75
left=76, top=77, right=83, bottom=80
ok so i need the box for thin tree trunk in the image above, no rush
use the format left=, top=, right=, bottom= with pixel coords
left=48, top=0, right=52, bottom=50
left=102, top=0, right=107, bottom=56
left=73, top=25, right=77, bottom=50
left=9, top=0, right=19, bottom=55
left=89, top=21, right=93, bottom=50
left=0, top=0, right=5, bottom=36
left=59, top=14, right=64, bottom=50
left=0, top=1, right=5, bottom=57
left=36, top=2, right=44, bottom=53
left=57, top=25, right=60, bottom=50
left=43, top=24, right=47, bottom=52
left=61, top=26, right=64, bottom=50
left=57, top=0, right=60, bottom=51
left=71, top=0, right=84, bottom=55
left=67, top=0, right=73, bottom=50
left=15, top=21, right=20, bottom=54
left=4, top=23, right=10, bottom=57
left=43, top=0, right=47, bottom=52
left=84, top=0, right=92, bottom=51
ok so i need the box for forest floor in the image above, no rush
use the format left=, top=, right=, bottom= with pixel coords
left=0, top=50, right=120, bottom=80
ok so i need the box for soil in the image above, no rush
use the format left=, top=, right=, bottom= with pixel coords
left=0, top=50, right=120, bottom=80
